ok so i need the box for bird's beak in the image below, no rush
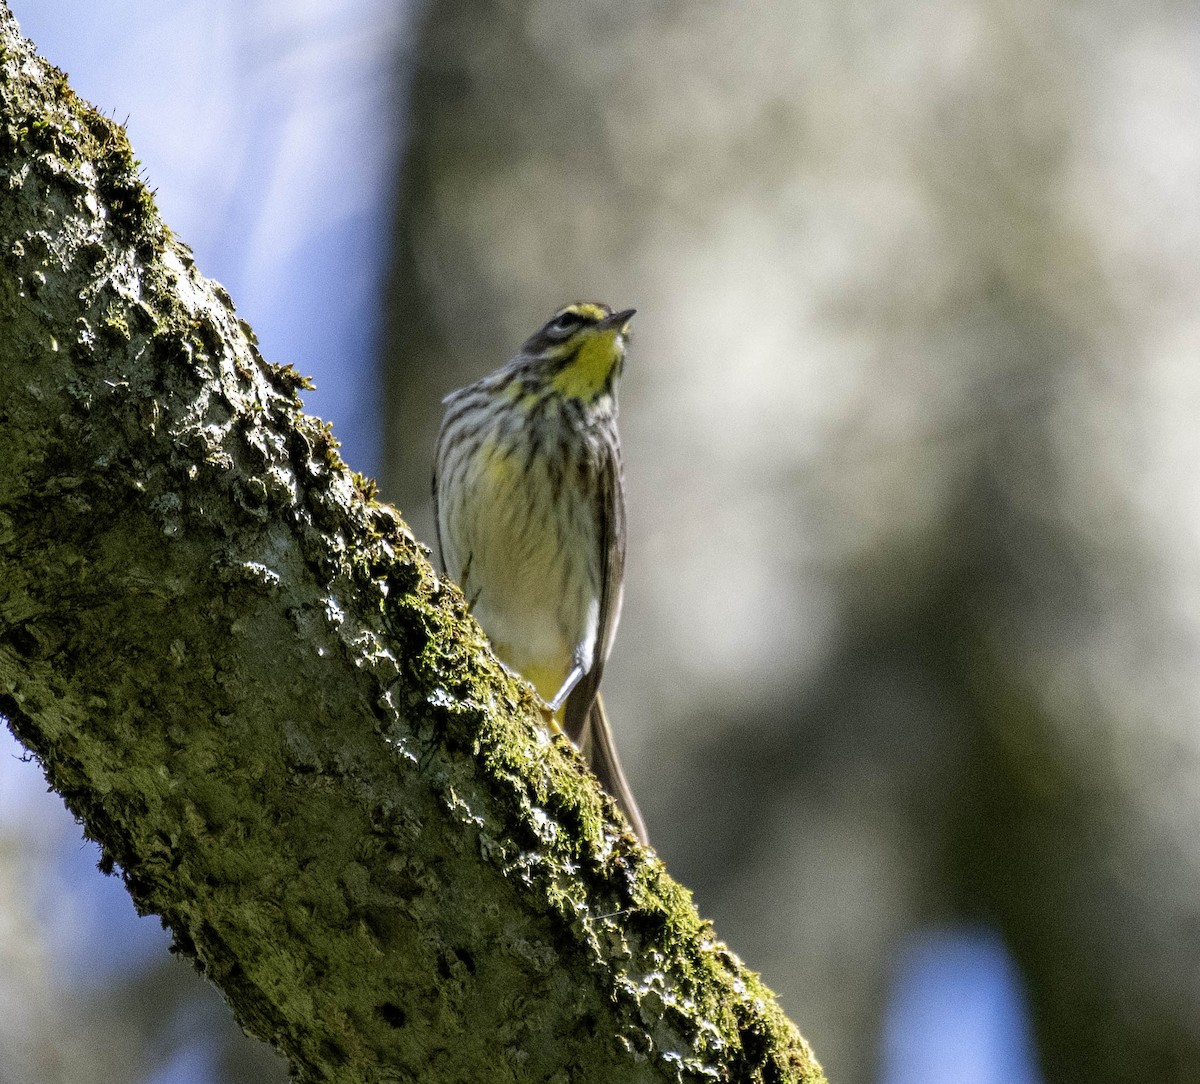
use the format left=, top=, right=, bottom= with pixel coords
left=601, top=308, right=636, bottom=332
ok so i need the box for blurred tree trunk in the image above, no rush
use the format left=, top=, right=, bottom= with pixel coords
left=382, top=3, right=1200, bottom=1083
left=0, top=8, right=825, bottom=1083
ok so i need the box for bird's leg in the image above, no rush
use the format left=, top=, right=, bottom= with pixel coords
left=548, top=661, right=585, bottom=713
left=536, top=659, right=586, bottom=736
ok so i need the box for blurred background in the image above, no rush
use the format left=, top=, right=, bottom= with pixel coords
left=5, top=1, right=1200, bottom=1081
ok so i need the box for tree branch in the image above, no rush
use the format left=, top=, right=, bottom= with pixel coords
left=0, top=9, right=825, bottom=1082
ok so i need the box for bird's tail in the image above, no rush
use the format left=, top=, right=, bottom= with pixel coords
left=576, top=694, right=648, bottom=844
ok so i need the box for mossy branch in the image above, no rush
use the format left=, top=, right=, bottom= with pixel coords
left=0, top=9, right=825, bottom=1083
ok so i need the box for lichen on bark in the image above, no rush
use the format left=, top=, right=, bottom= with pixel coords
left=0, top=8, right=825, bottom=1082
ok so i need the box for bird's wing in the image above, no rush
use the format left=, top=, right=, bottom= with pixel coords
left=564, top=423, right=624, bottom=744
left=431, top=445, right=447, bottom=574
left=431, top=394, right=470, bottom=586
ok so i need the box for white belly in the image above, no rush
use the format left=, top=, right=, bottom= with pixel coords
left=443, top=435, right=601, bottom=701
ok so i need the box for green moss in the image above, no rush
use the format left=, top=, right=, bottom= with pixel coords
left=99, top=302, right=130, bottom=342
left=0, top=8, right=826, bottom=1081
left=269, top=361, right=316, bottom=394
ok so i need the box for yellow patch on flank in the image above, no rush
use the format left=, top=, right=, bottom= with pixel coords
left=520, top=661, right=569, bottom=726
left=481, top=436, right=519, bottom=488
left=551, top=326, right=622, bottom=400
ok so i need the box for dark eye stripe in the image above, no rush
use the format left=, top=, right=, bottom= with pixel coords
left=520, top=304, right=613, bottom=356
left=547, top=310, right=590, bottom=337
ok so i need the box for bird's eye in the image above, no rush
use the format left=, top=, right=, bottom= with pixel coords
left=551, top=310, right=587, bottom=334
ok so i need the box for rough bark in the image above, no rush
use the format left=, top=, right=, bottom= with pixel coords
left=0, top=9, right=825, bottom=1083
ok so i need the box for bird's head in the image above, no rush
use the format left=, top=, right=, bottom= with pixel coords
left=521, top=302, right=636, bottom=402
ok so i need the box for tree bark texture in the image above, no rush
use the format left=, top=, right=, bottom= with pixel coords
left=0, top=10, right=825, bottom=1083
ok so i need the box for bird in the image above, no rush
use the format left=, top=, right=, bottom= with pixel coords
left=432, top=302, right=647, bottom=843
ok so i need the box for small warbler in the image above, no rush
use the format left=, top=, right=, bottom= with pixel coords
left=432, top=302, right=647, bottom=843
